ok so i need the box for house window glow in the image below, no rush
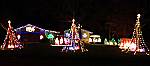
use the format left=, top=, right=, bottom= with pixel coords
left=55, top=38, right=59, bottom=45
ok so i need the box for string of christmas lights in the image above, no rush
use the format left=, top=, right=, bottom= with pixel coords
left=124, top=14, right=150, bottom=55
left=1, top=20, right=23, bottom=50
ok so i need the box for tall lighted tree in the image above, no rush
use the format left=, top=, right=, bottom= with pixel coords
left=1, top=20, right=22, bottom=50
left=126, top=14, right=149, bottom=55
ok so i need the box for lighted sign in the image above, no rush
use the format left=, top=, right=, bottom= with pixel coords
left=55, top=38, right=59, bottom=45
left=26, top=27, right=35, bottom=32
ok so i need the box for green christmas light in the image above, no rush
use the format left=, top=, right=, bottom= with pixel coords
left=47, top=34, right=54, bottom=39
left=111, top=38, right=115, bottom=43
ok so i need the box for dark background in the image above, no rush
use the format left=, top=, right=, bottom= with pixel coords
left=0, top=0, right=150, bottom=45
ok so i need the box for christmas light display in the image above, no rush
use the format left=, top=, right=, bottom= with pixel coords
left=40, top=35, right=44, bottom=40
left=55, top=38, right=59, bottom=45
left=26, top=26, right=35, bottom=32
left=98, top=38, right=101, bottom=42
left=89, top=38, right=92, bottom=42
left=51, top=17, right=90, bottom=52
left=104, top=38, right=109, bottom=45
left=47, top=34, right=54, bottom=39
left=104, top=38, right=118, bottom=45
left=61, top=18, right=80, bottom=52
left=14, top=24, right=45, bottom=31
left=123, top=14, right=150, bottom=55
left=80, top=31, right=92, bottom=44
left=14, top=24, right=46, bottom=44
left=89, top=35, right=101, bottom=43
left=82, top=33, right=88, bottom=38
left=1, top=20, right=23, bottom=50
left=119, top=38, right=132, bottom=50
left=60, top=37, right=63, bottom=44
left=52, top=36, right=72, bottom=46
left=17, top=34, right=21, bottom=40
left=111, top=38, right=117, bottom=45
left=109, top=40, right=113, bottom=45
left=118, top=38, right=121, bottom=45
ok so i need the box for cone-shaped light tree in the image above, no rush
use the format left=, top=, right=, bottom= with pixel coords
left=125, top=14, right=149, bottom=55
left=1, top=20, right=23, bottom=50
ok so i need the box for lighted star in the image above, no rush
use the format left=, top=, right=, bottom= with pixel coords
left=72, top=19, right=75, bottom=23
left=8, top=20, right=11, bottom=24
left=137, top=14, right=141, bottom=19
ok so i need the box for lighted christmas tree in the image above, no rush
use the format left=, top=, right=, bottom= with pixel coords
left=111, top=38, right=117, bottom=45
left=125, top=14, right=150, bottom=55
left=1, top=20, right=23, bottom=50
left=104, top=38, right=109, bottom=45
left=61, top=18, right=79, bottom=52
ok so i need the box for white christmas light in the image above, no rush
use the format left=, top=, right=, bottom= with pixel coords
left=89, top=38, right=92, bottom=42
left=55, top=38, right=59, bottom=45
left=60, top=37, right=63, bottom=44
left=97, top=38, right=101, bottom=42
left=40, top=35, right=44, bottom=40
left=17, top=35, right=21, bottom=40
left=82, top=33, right=87, bottom=38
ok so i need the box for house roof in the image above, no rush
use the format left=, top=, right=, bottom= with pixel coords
left=14, top=24, right=45, bottom=31
left=90, top=35, right=100, bottom=37
left=64, top=29, right=93, bottom=34
left=14, top=24, right=60, bottom=33
left=45, top=30, right=60, bottom=34
left=81, top=29, right=93, bottom=34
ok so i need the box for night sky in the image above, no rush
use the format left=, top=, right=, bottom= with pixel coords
left=0, top=0, right=150, bottom=44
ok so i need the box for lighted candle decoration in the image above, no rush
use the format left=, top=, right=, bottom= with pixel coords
left=55, top=38, right=59, bottom=45
left=60, top=37, right=63, bottom=45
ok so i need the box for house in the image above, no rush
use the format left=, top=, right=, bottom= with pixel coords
left=14, top=24, right=59, bottom=44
